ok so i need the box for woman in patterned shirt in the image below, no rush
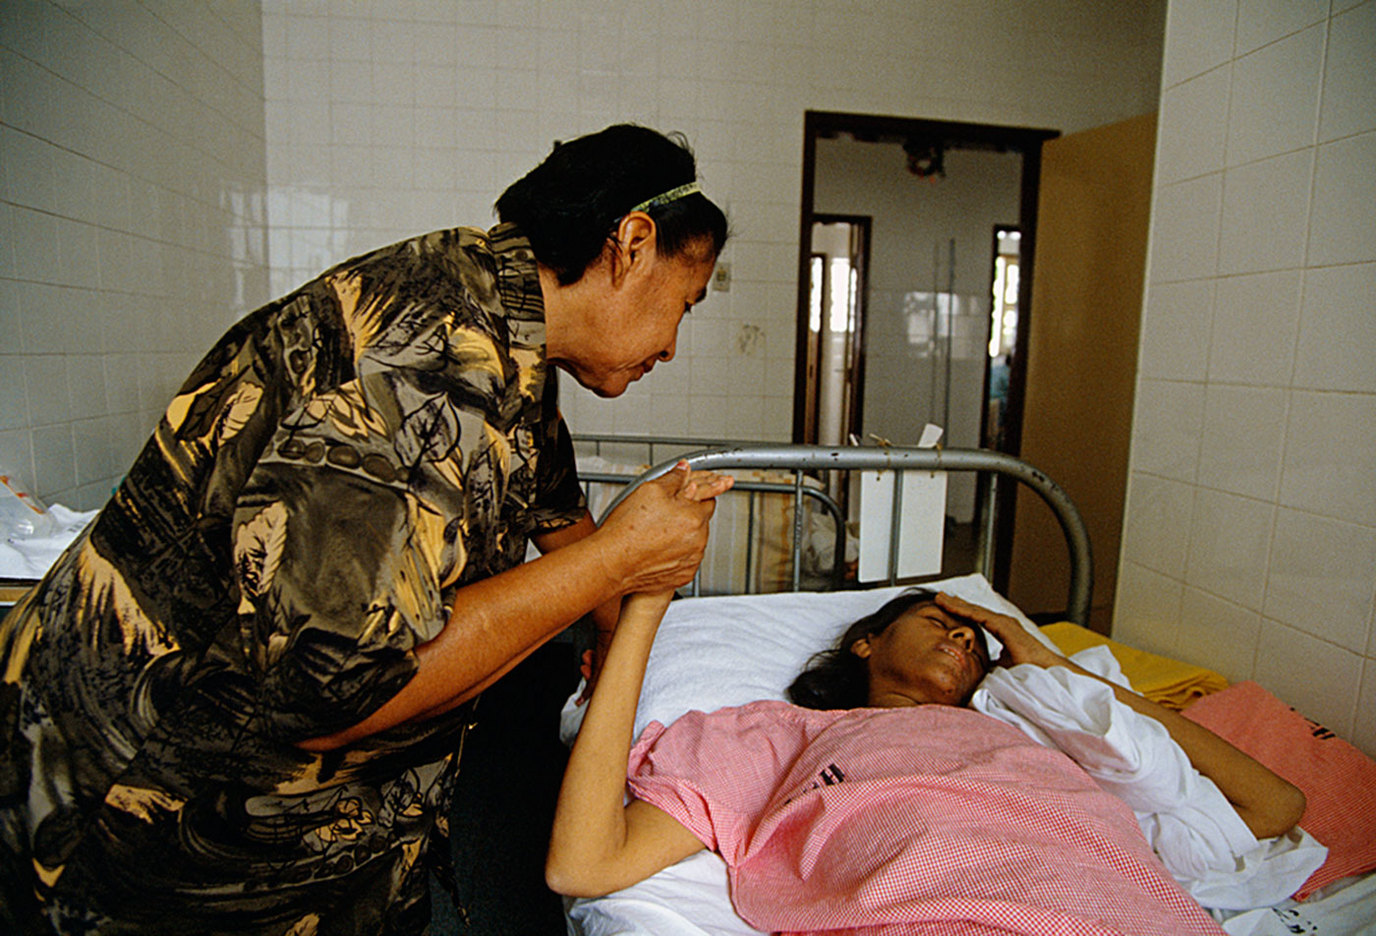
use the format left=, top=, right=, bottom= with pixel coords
left=0, top=124, right=730, bottom=935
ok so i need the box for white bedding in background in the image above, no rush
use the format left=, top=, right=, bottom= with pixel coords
left=1219, top=873, right=1376, bottom=935
left=558, top=577, right=1374, bottom=936
left=0, top=504, right=97, bottom=579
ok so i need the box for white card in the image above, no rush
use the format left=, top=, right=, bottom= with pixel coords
left=857, top=468, right=947, bottom=581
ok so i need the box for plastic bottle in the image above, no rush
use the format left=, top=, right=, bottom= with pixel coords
left=0, top=475, right=58, bottom=539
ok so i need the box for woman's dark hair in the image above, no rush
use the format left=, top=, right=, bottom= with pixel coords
left=495, top=124, right=730, bottom=285
left=787, top=589, right=941, bottom=711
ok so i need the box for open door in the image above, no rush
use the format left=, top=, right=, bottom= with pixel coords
left=1004, top=113, right=1158, bottom=633
left=802, top=215, right=870, bottom=449
left=794, top=111, right=1058, bottom=554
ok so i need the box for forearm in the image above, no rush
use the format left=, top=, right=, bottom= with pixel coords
left=1059, top=658, right=1305, bottom=839
left=300, top=529, right=626, bottom=750
left=547, top=592, right=701, bottom=896
left=535, top=512, right=624, bottom=692
left=300, top=466, right=729, bottom=751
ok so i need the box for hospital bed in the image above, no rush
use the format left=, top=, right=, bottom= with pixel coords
left=561, top=443, right=1376, bottom=936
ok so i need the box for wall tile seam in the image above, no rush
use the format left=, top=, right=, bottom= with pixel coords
left=0, top=191, right=266, bottom=236
left=1, top=124, right=266, bottom=198
left=1, top=280, right=262, bottom=316
left=1196, top=374, right=1348, bottom=394
left=1196, top=258, right=1376, bottom=280
left=1128, top=470, right=1376, bottom=545
left=205, top=7, right=267, bottom=57
left=2, top=62, right=266, bottom=158
left=1154, top=159, right=1231, bottom=187
left=1218, top=19, right=1330, bottom=171
left=1312, top=128, right=1376, bottom=156
left=1256, top=612, right=1373, bottom=662
left=1272, top=502, right=1376, bottom=541
left=1162, top=466, right=1376, bottom=527
left=1159, top=56, right=1234, bottom=94
left=1220, top=137, right=1324, bottom=174
left=56, top=3, right=264, bottom=104
left=3, top=28, right=264, bottom=140
left=1232, top=15, right=1333, bottom=63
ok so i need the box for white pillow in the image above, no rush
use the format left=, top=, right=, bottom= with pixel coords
left=560, top=573, right=1055, bottom=743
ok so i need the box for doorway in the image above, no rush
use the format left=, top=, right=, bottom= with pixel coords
left=802, top=214, right=871, bottom=449
left=793, top=111, right=1058, bottom=582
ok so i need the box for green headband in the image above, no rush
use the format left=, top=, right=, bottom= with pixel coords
left=630, top=181, right=702, bottom=213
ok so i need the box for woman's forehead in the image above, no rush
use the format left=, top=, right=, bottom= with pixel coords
left=898, top=602, right=993, bottom=663
left=899, top=602, right=953, bottom=624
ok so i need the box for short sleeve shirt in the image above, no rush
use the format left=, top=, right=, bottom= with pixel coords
left=0, top=223, right=584, bottom=934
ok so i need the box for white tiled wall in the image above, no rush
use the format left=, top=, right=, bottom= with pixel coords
left=2, top=1, right=1165, bottom=507
left=0, top=0, right=270, bottom=509
left=259, top=0, right=1167, bottom=443
left=1119, top=0, right=1376, bottom=755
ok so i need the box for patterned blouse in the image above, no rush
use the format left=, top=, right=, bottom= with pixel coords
left=0, top=223, right=585, bottom=934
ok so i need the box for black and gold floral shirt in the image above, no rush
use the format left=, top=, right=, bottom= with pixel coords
left=0, top=223, right=584, bottom=934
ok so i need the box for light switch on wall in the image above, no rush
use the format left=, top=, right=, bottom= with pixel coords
left=712, top=262, right=731, bottom=291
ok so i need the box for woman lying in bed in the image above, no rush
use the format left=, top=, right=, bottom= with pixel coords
left=547, top=538, right=1306, bottom=934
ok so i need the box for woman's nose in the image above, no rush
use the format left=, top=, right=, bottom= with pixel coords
left=948, top=624, right=977, bottom=650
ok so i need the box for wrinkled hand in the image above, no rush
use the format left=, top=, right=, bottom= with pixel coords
left=596, top=461, right=734, bottom=602
left=934, top=592, right=1065, bottom=669
left=578, top=476, right=725, bottom=704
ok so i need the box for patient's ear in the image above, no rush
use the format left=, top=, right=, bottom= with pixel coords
left=850, top=637, right=873, bottom=659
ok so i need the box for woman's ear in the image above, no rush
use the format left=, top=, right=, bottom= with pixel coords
left=849, top=637, right=873, bottom=660
left=609, top=212, right=658, bottom=282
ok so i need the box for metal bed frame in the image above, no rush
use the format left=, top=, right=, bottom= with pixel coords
left=575, top=434, right=850, bottom=594
left=585, top=442, right=1094, bottom=629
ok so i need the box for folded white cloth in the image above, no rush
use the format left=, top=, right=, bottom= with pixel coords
left=1, top=504, right=98, bottom=579
left=971, top=647, right=1327, bottom=911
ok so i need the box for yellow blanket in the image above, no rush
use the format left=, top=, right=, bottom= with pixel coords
left=1039, top=621, right=1228, bottom=710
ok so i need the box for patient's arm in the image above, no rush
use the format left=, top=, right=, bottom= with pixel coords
left=545, top=590, right=706, bottom=897
left=547, top=471, right=726, bottom=896
left=936, top=593, right=1307, bottom=841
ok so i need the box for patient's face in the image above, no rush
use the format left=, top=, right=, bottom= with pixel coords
left=851, top=602, right=990, bottom=708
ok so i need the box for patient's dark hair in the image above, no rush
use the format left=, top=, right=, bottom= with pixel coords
left=496, top=123, right=730, bottom=285
left=787, top=588, right=942, bottom=711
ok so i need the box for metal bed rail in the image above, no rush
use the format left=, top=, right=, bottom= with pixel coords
left=579, top=467, right=848, bottom=594
left=595, top=444, right=1094, bottom=629
left=573, top=433, right=778, bottom=467
left=576, top=434, right=847, bottom=594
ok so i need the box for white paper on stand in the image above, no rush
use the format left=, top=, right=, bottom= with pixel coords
left=856, top=468, right=947, bottom=581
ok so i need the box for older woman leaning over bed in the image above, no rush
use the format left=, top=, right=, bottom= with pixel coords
left=547, top=534, right=1306, bottom=935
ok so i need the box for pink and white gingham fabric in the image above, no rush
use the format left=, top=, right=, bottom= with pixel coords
left=627, top=700, right=1225, bottom=936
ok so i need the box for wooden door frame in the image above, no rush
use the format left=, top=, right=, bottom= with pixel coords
left=792, top=110, right=1059, bottom=590
left=803, top=212, right=872, bottom=446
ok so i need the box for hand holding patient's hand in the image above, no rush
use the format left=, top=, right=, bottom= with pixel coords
left=598, top=462, right=734, bottom=595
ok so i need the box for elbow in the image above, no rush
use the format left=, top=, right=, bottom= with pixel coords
left=1273, top=781, right=1308, bottom=836
left=1247, top=781, right=1307, bottom=840
left=545, top=855, right=614, bottom=899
